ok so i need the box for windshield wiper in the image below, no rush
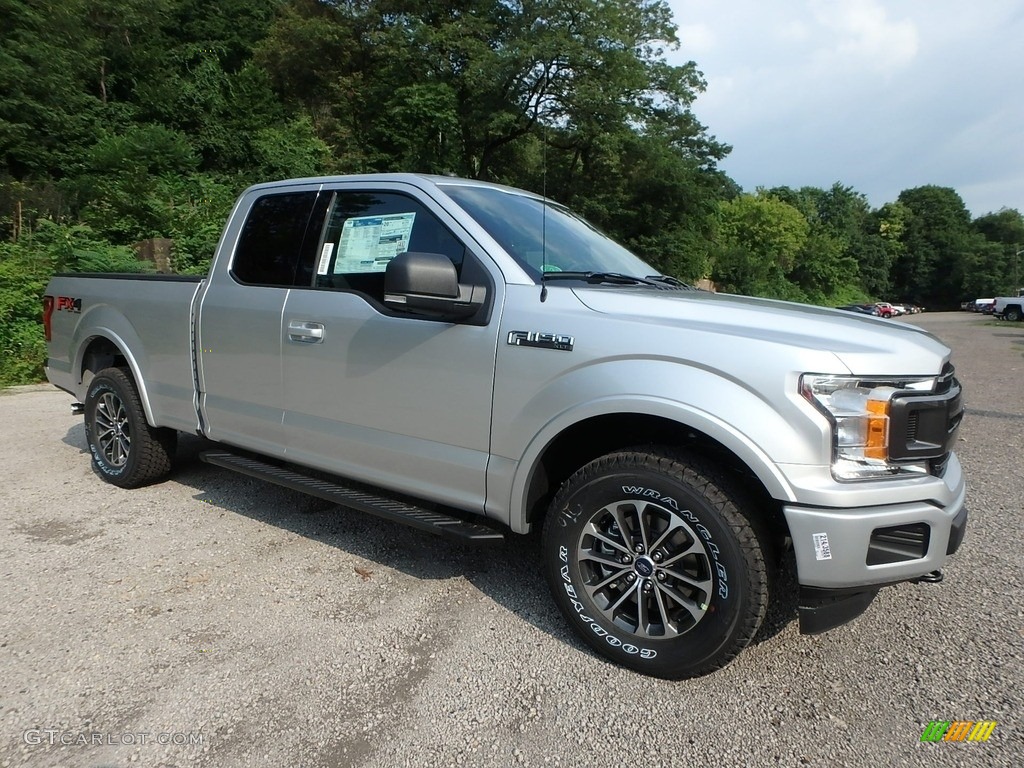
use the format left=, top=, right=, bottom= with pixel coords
left=646, top=274, right=697, bottom=289
left=542, top=271, right=660, bottom=286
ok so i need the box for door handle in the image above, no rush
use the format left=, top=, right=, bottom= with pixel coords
left=287, top=320, right=325, bottom=343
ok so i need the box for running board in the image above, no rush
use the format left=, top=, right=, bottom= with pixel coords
left=199, top=450, right=505, bottom=544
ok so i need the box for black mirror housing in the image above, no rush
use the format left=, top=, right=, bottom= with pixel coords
left=384, top=251, right=486, bottom=320
left=385, top=251, right=459, bottom=298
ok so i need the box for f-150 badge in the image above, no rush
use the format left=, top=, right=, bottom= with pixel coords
left=507, top=331, right=574, bottom=351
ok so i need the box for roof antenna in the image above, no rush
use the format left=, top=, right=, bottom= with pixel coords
left=540, top=124, right=548, bottom=303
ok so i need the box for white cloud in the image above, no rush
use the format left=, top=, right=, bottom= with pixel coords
left=808, top=0, right=919, bottom=71
left=677, top=23, right=716, bottom=55
left=666, top=0, right=1024, bottom=216
left=778, top=20, right=811, bottom=44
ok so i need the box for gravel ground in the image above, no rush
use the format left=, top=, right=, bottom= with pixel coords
left=0, top=311, right=1021, bottom=768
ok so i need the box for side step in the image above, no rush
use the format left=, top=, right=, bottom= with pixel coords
left=199, top=450, right=505, bottom=545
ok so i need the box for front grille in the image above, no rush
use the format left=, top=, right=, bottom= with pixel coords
left=867, top=523, right=931, bottom=565
left=935, top=363, right=955, bottom=394
left=906, top=411, right=919, bottom=443
left=888, top=363, right=962, bottom=471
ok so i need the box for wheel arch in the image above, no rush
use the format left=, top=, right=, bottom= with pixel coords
left=75, top=332, right=155, bottom=426
left=509, top=403, right=795, bottom=537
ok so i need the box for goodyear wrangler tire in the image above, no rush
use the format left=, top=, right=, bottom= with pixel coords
left=542, top=448, right=770, bottom=679
left=84, top=367, right=176, bottom=489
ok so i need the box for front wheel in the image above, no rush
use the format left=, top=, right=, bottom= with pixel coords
left=84, top=367, right=176, bottom=488
left=1005, top=307, right=1022, bottom=322
left=542, top=448, right=770, bottom=678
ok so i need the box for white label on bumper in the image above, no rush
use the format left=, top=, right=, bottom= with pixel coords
left=812, top=532, right=832, bottom=561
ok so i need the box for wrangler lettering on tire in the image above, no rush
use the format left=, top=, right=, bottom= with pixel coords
left=542, top=447, right=770, bottom=679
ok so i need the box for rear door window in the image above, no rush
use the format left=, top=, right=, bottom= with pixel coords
left=231, top=192, right=328, bottom=286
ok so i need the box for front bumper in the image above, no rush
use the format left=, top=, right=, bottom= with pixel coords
left=796, top=503, right=967, bottom=635
left=782, top=453, right=967, bottom=590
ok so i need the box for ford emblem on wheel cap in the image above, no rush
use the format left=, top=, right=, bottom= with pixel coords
left=634, top=557, right=655, bottom=578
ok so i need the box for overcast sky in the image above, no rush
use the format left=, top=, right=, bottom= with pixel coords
left=665, top=0, right=1024, bottom=218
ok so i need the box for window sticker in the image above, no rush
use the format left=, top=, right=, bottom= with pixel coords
left=334, top=212, right=416, bottom=274
left=316, top=242, right=335, bottom=275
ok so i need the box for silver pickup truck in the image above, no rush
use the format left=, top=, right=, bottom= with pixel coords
left=44, top=174, right=967, bottom=678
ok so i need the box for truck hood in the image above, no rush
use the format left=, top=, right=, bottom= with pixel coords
left=571, top=287, right=951, bottom=376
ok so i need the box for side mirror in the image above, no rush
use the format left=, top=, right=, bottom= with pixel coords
left=384, top=252, right=486, bottom=320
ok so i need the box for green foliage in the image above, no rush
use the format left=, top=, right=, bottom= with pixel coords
left=2, top=0, right=1024, bottom=386
left=0, top=0, right=104, bottom=177
left=893, top=186, right=975, bottom=308
left=552, top=130, right=733, bottom=281
left=0, top=220, right=148, bottom=385
left=828, top=283, right=874, bottom=307
left=0, top=242, right=50, bottom=386
left=77, top=125, right=200, bottom=242
left=22, top=219, right=149, bottom=274
left=972, top=208, right=1024, bottom=294
left=251, top=117, right=333, bottom=180
left=712, top=193, right=810, bottom=298
left=250, top=0, right=724, bottom=181
left=157, top=175, right=237, bottom=273
left=960, top=237, right=1009, bottom=300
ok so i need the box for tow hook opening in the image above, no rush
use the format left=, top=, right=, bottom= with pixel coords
left=913, top=569, right=944, bottom=584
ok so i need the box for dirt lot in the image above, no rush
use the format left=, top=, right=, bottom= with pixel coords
left=1, top=311, right=1021, bottom=767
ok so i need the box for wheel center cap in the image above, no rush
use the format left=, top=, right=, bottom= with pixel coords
left=634, top=556, right=655, bottom=579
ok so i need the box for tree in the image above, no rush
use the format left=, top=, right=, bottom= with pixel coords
left=860, top=201, right=910, bottom=298
left=712, top=193, right=809, bottom=298
left=76, top=124, right=199, bottom=242
left=762, top=184, right=866, bottom=300
left=893, top=186, right=974, bottom=309
left=253, top=0, right=724, bottom=180
left=973, top=208, right=1024, bottom=294
left=549, top=129, right=735, bottom=280
left=0, top=0, right=105, bottom=178
left=0, top=221, right=147, bottom=385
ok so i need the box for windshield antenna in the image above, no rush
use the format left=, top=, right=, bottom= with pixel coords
left=540, top=123, right=548, bottom=302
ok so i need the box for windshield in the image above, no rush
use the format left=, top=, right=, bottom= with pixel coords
left=438, top=183, right=657, bottom=282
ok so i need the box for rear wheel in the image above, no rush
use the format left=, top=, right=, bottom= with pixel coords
left=84, top=367, right=176, bottom=488
left=542, top=447, right=770, bottom=679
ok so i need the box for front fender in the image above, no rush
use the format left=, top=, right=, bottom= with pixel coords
left=491, top=358, right=825, bottom=533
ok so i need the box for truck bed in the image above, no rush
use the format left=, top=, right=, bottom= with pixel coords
left=45, top=273, right=205, bottom=433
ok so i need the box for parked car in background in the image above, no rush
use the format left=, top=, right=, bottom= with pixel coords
left=893, top=303, right=922, bottom=314
left=875, top=302, right=896, bottom=318
left=836, top=304, right=881, bottom=316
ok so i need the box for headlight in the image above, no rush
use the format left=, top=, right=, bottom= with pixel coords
left=800, top=374, right=935, bottom=481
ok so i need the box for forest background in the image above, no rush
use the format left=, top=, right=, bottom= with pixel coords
left=3, top=0, right=1022, bottom=385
